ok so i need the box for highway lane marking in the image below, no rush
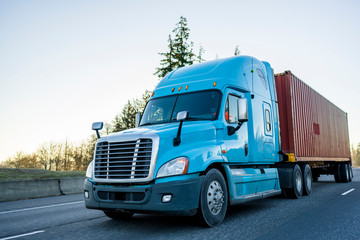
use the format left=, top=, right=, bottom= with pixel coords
left=0, top=230, right=45, bottom=240
left=0, top=201, right=83, bottom=215
left=341, top=188, right=355, bottom=196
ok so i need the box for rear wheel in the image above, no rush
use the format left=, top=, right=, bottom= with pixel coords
left=334, top=164, right=341, bottom=183
left=348, top=164, right=353, bottom=182
left=340, top=163, right=350, bottom=183
left=301, top=164, right=312, bottom=196
left=284, top=164, right=303, bottom=199
left=199, top=169, right=228, bottom=227
left=103, top=210, right=134, bottom=219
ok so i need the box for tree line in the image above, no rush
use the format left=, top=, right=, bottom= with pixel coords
left=351, top=143, right=360, bottom=166
left=1, top=16, right=249, bottom=171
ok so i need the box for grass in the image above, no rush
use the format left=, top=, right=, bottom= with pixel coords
left=0, top=168, right=85, bottom=182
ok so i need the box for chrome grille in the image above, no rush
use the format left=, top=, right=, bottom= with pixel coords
left=94, top=139, right=153, bottom=180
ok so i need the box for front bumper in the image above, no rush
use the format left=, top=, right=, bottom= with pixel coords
left=84, top=176, right=204, bottom=216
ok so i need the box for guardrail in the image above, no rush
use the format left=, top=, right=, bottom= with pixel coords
left=0, top=177, right=86, bottom=202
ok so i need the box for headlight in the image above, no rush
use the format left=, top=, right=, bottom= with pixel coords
left=86, top=161, right=94, bottom=178
left=157, top=157, right=189, bottom=178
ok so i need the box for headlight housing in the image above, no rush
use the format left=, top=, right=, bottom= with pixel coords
left=86, top=161, right=94, bottom=178
left=157, top=157, right=189, bottom=178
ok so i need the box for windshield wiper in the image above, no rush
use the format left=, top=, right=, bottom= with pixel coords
left=140, top=123, right=155, bottom=126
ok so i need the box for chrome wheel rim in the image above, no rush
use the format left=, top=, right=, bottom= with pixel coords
left=207, top=180, right=224, bottom=215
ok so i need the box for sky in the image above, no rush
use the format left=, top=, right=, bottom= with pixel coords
left=0, top=0, right=360, bottom=162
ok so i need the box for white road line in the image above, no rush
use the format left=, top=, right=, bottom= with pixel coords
left=0, top=230, right=45, bottom=240
left=0, top=201, right=83, bottom=215
left=341, top=188, right=355, bottom=196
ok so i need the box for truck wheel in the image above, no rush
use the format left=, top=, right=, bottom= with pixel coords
left=340, top=163, right=349, bottom=183
left=199, top=169, right=228, bottom=227
left=103, top=210, right=134, bottom=219
left=334, top=164, right=341, bottom=183
left=284, top=164, right=303, bottom=199
left=301, top=164, right=312, bottom=196
left=348, top=164, right=353, bottom=182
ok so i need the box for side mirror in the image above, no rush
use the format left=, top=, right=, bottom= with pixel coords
left=92, top=122, right=103, bottom=139
left=135, top=113, right=141, bottom=128
left=173, top=111, right=189, bottom=146
left=176, top=111, right=189, bottom=121
left=238, top=98, right=248, bottom=122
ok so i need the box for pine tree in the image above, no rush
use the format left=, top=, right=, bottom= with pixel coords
left=197, top=45, right=206, bottom=63
left=172, top=16, right=195, bottom=67
left=112, top=100, right=138, bottom=132
left=234, top=45, right=240, bottom=56
left=112, top=91, right=151, bottom=132
left=154, top=35, right=176, bottom=79
left=155, top=16, right=203, bottom=80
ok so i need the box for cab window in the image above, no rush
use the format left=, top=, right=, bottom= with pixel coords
left=225, top=95, right=240, bottom=124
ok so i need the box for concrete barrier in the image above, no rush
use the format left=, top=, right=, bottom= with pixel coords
left=59, top=177, right=86, bottom=195
left=0, top=177, right=86, bottom=202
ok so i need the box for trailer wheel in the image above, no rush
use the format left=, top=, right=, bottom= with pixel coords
left=103, top=210, right=134, bottom=219
left=340, top=163, right=350, bottom=183
left=301, top=164, right=312, bottom=196
left=199, top=169, right=228, bottom=227
left=284, top=164, right=303, bottom=199
left=348, top=164, right=353, bottom=182
left=334, top=164, right=341, bottom=183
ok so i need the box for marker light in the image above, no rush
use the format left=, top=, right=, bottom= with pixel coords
left=151, top=92, right=155, bottom=97
left=213, top=82, right=216, bottom=87
left=172, top=88, right=175, bottom=92
left=185, top=85, right=188, bottom=90
left=178, top=86, right=182, bottom=91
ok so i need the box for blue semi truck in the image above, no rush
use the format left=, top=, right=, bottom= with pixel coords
left=84, top=56, right=352, bottom=227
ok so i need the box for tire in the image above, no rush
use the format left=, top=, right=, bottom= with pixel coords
left=199, top=169, right=228, bottom=227
left=334, top=164, right=341, bottom=183
left=340, top=163, right=349, bottom=183
left=301, top=164, right=312, bottom=196
left=284, top=164, right=303, bottom=199
left=103, top=210, right=134, bottom=219
left=348, top=164, right=353, bottom=182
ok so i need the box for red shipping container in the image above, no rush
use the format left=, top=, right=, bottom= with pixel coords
left=275, top=71, right=351, bottom=162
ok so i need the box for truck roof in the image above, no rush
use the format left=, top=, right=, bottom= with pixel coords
left=152, top=55, right=269, bottom=99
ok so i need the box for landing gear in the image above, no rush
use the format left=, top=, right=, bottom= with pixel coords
left=199, top=169, right=228, bottom=227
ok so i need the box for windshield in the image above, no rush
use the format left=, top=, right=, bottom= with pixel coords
left=140, top=90, right=221, bottom=126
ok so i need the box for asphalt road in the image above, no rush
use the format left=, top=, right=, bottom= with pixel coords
left=1, top=169, right=359, bottom=240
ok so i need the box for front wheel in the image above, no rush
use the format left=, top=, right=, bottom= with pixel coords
left=199, top=169, right=228, bottom=227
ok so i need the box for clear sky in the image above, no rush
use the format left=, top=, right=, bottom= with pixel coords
left=1, top=0, right=359, bottom=161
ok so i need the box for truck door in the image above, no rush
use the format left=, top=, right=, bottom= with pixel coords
left=221, top=90, right=249, bottom=163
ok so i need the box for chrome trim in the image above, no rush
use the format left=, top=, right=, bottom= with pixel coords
left=92, top=133, right=159, bottom=183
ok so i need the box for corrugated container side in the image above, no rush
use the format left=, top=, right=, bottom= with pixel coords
left=275, top=71, right=350, bottom=161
